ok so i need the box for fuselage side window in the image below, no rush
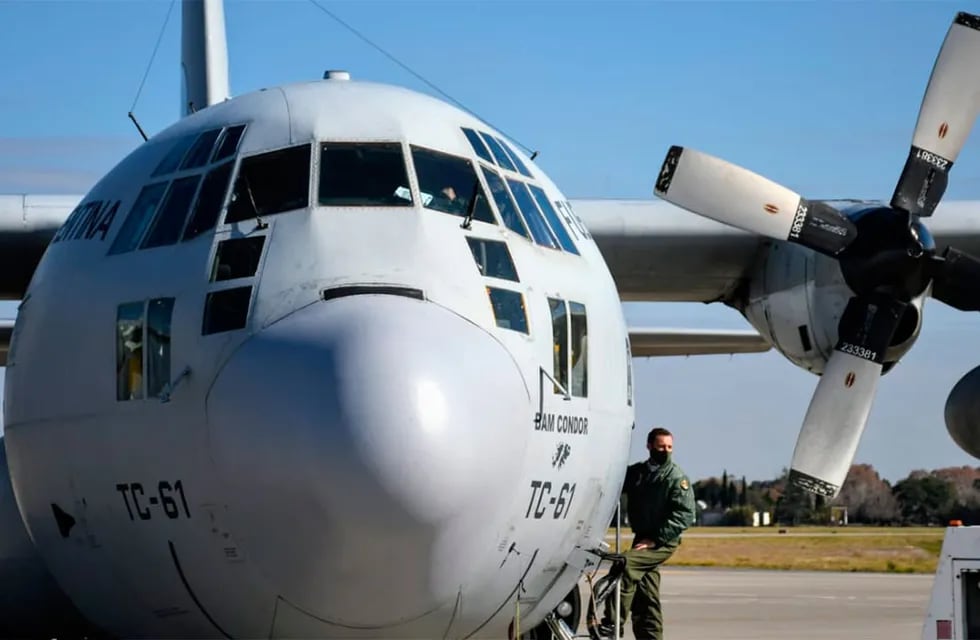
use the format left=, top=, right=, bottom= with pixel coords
left=506, top=179, right=559, bottom=249
left=570, top=301, right=588, bottom=397
left=211, top=236, right=266, bottom=282
left=411, top=145, right=494, bottom=224
left=479, top=132, right=517, bottom=173
left=461, top=127, right=495, bottom=164
left=225, top=143, right=311, bottom=224
left=116, top=301, right=145, bottom=401
left=179, top=128, right=223, bottom=171
left=486, top=286, right=529, bottom=334
left=182, top=160, right=234, bottom=241
left=152, top=133, right=197, bottom=177
left=529, top=185, right=579, bottom=255
left=202, top=286, right=253, bottom=335
left=108, top=181, right=169, bottom=255
left=141, top=175, right=202, bottom=249
left=481, top=166, right=530, bottom=239
left=146, top=297, right=175, bottom=398
left=496, top=137, right=533, bottom=178
left=549, top=298, right=568, bottom=394
left=318, top=142, right=412, bottom=207
left=212, top=124, right=247, bottom=163
left=466, top=237, right=519, bottom=282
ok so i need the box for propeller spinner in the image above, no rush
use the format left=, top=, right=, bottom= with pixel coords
left=654, top=11, right=980, bottom=498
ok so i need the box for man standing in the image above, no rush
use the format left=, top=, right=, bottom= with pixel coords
left=600, top=427, right=696, bottom=640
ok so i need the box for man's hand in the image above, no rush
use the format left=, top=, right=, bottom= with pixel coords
left=633, top=538, right=657, bottom=550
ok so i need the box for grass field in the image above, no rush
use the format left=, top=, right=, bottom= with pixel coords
left=604, top=526, right=946, bottom=573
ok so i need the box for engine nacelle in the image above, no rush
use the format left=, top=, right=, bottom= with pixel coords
left=0, top=438, right=96, bottom=638
left=945, top=366, right=980, bottom=460
left=734, top=241, right=926, bottom=376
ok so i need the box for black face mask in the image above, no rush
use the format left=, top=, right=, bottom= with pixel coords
left=650, top=450, right=670, bottom=465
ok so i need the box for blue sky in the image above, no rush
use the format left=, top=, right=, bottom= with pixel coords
left=1, top=0, right=979, bottom=483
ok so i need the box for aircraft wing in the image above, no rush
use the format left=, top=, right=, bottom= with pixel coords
left=0, top=194, right=976, bottom=306
left=571, top=198, right=980, bottom=304
left=0, top=195, right=82, bottom=300
left=628, top=327, right=771, bottom=357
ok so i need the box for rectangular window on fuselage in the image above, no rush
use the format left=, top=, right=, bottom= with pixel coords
left=146, top=297, right=175, bottom=398
left=486, top=287, right=528, bottom=334
left=466, top=237, right=519, bottom=282
left=116, top=301, right=145, bottom=401
left=211, top=236, right=266, bottom=282
left=550, top=298, right=568, bottom=394
left=570, top=302, right=588, bottom=397
left=202, top=286, right=252, bottom=335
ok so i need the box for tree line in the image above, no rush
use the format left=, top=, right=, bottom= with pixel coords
left=691, top=464, right=980, bottom=526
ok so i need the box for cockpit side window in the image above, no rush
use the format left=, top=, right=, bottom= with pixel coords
left=225, top=143, right=312, bottom=224
left=480, top=166, right=530, bottom=239
left=182, top=160, right=234, bottom=241
left=411, top=145, right=494, bottom=224
left=461, top=128, right=495, bottom=164
left=529, top=185, right=579, bottom=255
left=506, top=179, right=559, bottom=249
left=152, top=133, right=197, bottom=177
left=180, top=128, right=223, bottom=171
left=497, top=137, right=533, bottom=178
left=212, top=124, right=246, bottom=163
left=318, top=142, right=413, bottom=207
left=479, top=132, right=517, bottom=173
left=141, top=175, right=202, bottom=249
left=108, top=182, right=169, bottom=255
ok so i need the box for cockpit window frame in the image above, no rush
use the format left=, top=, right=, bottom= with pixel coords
left=410, top=144, right=496, bottom=225
left=317, top=140, right=415, bottom=208
left=223, top=141, right=313, bottom=225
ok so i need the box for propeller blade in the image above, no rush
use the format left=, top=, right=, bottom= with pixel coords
left=891, top=12, right=980, bottom=217
left=654, top=145, right=857, bottom=257
left=788, top=294, right=907, bottom=497
left=930, top=246, right=980, bottom=311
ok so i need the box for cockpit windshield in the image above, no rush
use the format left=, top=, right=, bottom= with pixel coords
left=411, top=145, right=494, bottom=224
left=225, top=144, right=311, bottom=224
left=318, top=142, right=413, bottom=207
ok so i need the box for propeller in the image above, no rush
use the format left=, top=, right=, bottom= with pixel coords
left=654, top=11, right=980, bottom=497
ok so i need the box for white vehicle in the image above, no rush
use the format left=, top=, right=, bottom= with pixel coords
left=3, top=3, right=980, bottom=638
left=921, top=526, right=980, bottom=640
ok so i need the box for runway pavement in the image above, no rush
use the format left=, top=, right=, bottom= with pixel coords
left=579, top=567, right=934, bottom=640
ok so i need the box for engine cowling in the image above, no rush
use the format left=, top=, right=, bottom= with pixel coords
left=945, top=366, right=980, bottom=460
left=0, top=438, right=96, bottom=638
left=734, top=240, right=926, bottom=376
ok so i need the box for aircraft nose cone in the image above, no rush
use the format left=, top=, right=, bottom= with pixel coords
left=206, top=294, right=531, bottom=628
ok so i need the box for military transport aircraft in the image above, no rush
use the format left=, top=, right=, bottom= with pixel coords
left=2, top=2, right=980, bottom=638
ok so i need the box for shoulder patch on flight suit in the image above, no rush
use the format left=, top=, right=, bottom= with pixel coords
left=680, top=478, right=689, bottom=490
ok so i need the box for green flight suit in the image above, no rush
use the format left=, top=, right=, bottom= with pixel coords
left=605, top=457, right=696, bottom=640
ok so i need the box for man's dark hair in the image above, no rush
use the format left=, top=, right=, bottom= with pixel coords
left=647, top=427, right=673, bottom=443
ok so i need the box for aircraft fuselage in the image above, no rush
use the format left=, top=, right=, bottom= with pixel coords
left=3, top=78, right=634, bottom=638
